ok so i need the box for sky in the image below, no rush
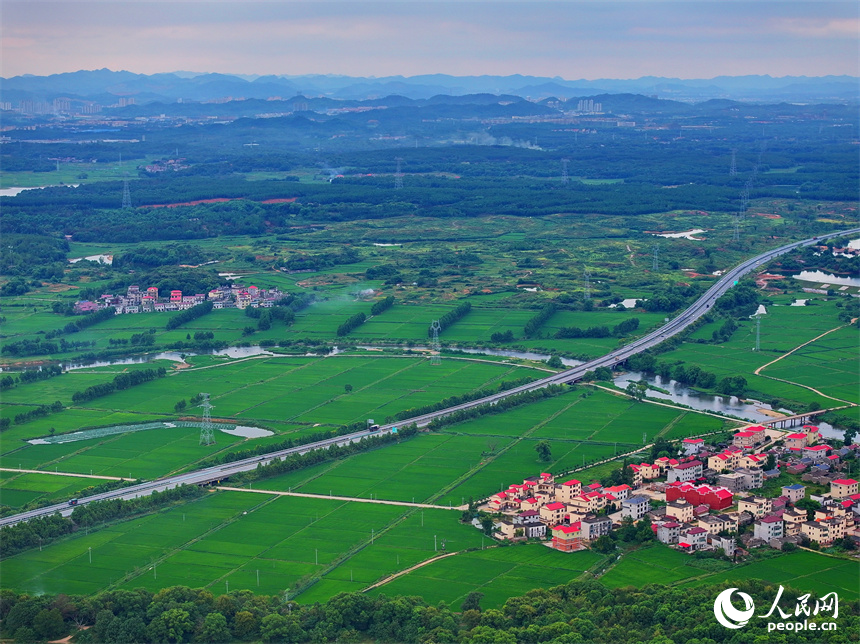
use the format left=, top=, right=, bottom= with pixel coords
left=2, top=1, right=858, bottom=80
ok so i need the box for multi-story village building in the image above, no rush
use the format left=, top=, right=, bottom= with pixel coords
left=738, top=496, right=772, bottom=519
left=708, top=448, right=743, bottom=472
left=682, top=438, right=705, bottom=455
left=802, top=444, right=830, bottom=463
left=782, top=508, right=806, bottom=536
left=733, top=426, right=767, bottom=449
left=551, top=523, right=584, bottom=551
left=665, top=499, right=695, bottom=523
left=621, top=496, right=651, bottom=521
left=680, top=526, right=709, bottom=551
left=555, top=479, right=583, bottom=502
left=656, top=521, right=681, bottom=545
left=697, top=513, right=737, bottom=535
left=753, top=515, right=784, bottom=541
left=540, top=502, right=568, bottom=525
left=580, top=515, right=612, bottom=541
left=801, top=521, right=833, bottom=546
left=666, top=460, right=703, bottom=483
left=665, top=483, right=733, bottom=511
left=831, top=478, right=859, bottom=499
left=781, top=483, right=806, bottom=504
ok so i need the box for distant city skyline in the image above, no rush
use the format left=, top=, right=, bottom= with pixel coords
left=2, top=1, right=858, bottom=80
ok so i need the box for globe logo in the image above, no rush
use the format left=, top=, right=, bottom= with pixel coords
left=714, top=588, right=755, bottom=629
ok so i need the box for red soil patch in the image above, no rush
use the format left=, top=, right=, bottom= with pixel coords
left=143, top=197, right=297, bottom=208
left=754, top=213, right=782, bottom=219
left=145, top=198, right=239, bottom=208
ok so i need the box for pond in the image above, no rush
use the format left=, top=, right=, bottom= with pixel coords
left=792, top=270, right=860, bottom=288
left=613, top=370, right=845, bottom=440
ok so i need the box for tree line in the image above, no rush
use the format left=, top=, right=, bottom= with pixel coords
left=165, top=301, right=214, bottom=330
left=430, top=301, right=471, bottom=337
left=555, top=318, right=639, bottom=339
left=2, top=575, right=852, bottom=643
left=71, top=367, right=167, bottom=404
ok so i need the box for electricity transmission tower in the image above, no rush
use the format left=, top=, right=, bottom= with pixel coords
left=394, top=157, right=404, bottom=190
left=430, top=320, right=441, bottom=366
left=729, top=148, right=737, bottom=176
left=561, top=158, right=570, bottom=184
left=754, top=314, right=762, bottom=352
left=652, top=245, right=659, bottom=271
left=121, top=173, right=132, bottom=209
left=198, top=393, right=215, bottom=446
left=583, top=269, right=591, bottom=299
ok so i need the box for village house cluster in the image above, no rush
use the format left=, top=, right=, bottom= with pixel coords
left=74, top=284, right=285, bottom=315
left=482, top=424, right=860, bottom=555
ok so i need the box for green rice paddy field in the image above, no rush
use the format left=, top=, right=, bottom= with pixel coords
left=1, top=490, right=482, bottom=602
left=666, top=298, right=859, bottom=407
left=599, top=544, right=859, bottom=601
left=0, top=355, right=541, bottom=478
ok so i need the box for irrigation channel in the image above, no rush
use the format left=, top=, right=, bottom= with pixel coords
left=3, top=227, right=858, bottom=528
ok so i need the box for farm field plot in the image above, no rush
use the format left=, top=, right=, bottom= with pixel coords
left=760, top=325, right=860, bottom=403
left=0, top=471, right=111, bottom=509
left=262, top=433, right=513, bottom=504
left=660, top=298, right=855, bottom=409
left=601, top=545, right=860, bottom=602
left=677, top=551, right=860, bottom=601
left=1, top=490, right=482, bottom=602
left=0, top=425, right=246, bottom=479
left=600, top=544, right=707, bottom=588
left=299, top=506, right=488, bottom=604
left=1, top=356, right=535, bottom=479
left=369, top=544, right=604, bottom=609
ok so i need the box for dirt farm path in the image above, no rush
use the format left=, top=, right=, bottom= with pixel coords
left=217, top=486, right=468, bottom=510
left=0, top=467, right=124, bottom=480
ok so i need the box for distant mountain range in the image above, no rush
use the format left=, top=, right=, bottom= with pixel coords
left=2, top=69, right=857, bottom=105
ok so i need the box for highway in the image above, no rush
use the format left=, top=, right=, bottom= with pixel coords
left=3, top=227, right=857, bottom=528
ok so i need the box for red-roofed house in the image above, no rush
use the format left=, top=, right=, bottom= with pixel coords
left=802, top=425, right=821, bottom=445
left=655, top=457, right=680, bottom=473
left=682, top=438, right=705, bottom=455
left=753, top=515, right=784, bottom=541
left=555, top=479, right=582, bottom=501
left=520, top=497, right=542, bottom=512
left=733, top=429, right=762, bottom=449
left=657, top=521, right=681, bottom=544
left=540, top=502, right=568, bottom=525
left=667, top=460, right=703, bottom=483
left=784, top=433, right=808, bottom=449
left=551, top=523, right=584, bottom=552
left=803, top=444, right=830, bottom=463
left=739, top=454, right=767, bottom=469
left=603, top=484, right=632, bottom=502
left=831, top=479, right=859, bottom=500
left=681, top=526, right=709, bottom=551
left=708, top=450, right=742, bottom=471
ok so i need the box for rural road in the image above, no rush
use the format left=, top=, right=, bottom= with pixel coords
left=3, top=227, right=857, bottom=528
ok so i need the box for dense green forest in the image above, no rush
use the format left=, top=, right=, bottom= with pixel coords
left=1, top=579, right=855, bottom=643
